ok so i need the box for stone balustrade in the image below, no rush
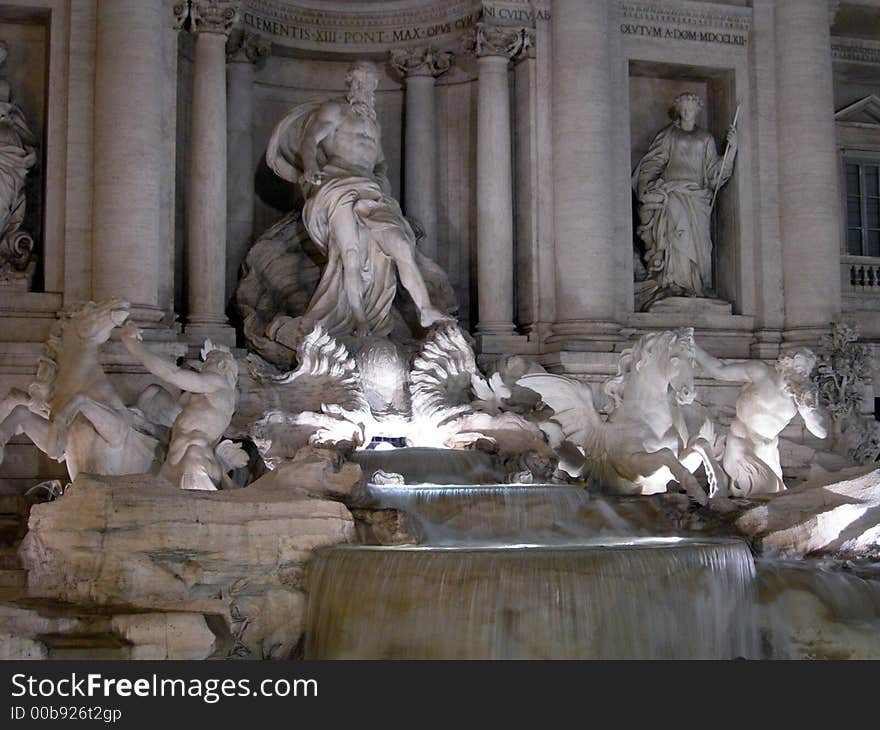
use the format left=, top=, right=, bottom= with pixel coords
left=843, top=256, right=880, bottom=296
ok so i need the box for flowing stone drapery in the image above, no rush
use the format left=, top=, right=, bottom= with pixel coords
left=182, top=0, right=238, bottom=346
left=390, top=47, right=453, bottom=263
left=226, top=29, right=269, bottom=308
left=468, top=24, right=531, bottom=345
left=92, top=0, right=168, bottom=322
left=776, top=0, right=841, bottom=347
left=547, top=0, right=620, bottom=351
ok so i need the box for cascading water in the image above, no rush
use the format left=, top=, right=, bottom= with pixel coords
left=362, top=483, right=601, bottom=544
left=305, top=538, right=757, bottom=659
left=304, top=449, right=762, bottom=659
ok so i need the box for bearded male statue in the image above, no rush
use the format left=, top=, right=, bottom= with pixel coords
left=265, top=60, right=451, bottom=343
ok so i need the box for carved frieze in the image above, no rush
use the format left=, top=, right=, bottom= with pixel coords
left=618, top=1, right=751, bottom=33
left=617, top=0, right=750, bottom=49
left=831, top=37, right=880, bottom=66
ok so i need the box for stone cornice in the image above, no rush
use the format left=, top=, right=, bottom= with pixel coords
left=832, top=36, right=880, bottom=65
left=227, top=28, right=271, bottom=64
left=617, top=0, right=751, bottom=34
left=389, top=46, right=454, bottom=78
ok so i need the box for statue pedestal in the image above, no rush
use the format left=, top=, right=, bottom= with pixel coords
left=646, top=296, right=733, bottom=316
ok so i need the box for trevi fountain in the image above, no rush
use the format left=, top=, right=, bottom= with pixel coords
left=0, top=0, right=879, bottom=661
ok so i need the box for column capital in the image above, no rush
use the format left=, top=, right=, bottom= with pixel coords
left=828, top=0, right=842, bottom=26
left=227, top=28, right=271, bottom=66
left=175, top=0, right=240, bottom=36
left=389, top=46, right=453, bottom=79
left=462, top=22, right=533, bottom=61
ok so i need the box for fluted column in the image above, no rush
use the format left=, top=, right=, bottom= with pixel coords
left=182, top=0, right=237, bottom=345
left=469, top=24, right=530, bottom=342
left=226, top=29, right=269, bottom=306
left=548, top=0, right=620, bottom=351
left=776, top=0, right=841, bottom=346
left=92, top=0, right=167, bottom=323
left=390, top=47, right=452, bottom=262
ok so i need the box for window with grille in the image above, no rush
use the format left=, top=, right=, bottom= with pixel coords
left=846, top=159, right=880, bottom=257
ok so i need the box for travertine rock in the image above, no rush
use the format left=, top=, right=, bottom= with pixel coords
left=249, top=445, right=362, bottom=502
left=736, top=466, right=880, bottom=558
left=19, top=470, right=355, bottom=658
left=0, top=603, right=220, bottom=660
left=756, top=560, right=880, bottom=659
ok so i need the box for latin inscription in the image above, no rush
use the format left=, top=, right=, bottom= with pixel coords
left=620, top=23, right=748, bottom=47
left=242, top=10, right=484, bottom=46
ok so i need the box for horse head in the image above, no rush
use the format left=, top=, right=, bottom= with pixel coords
left=63, top=299, right=131, bottom=347
left=662, top=327, right=696, bottom=406
left=603, top=328, right=696, bottom=412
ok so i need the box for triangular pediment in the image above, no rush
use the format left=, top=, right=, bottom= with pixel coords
left=836, top=95, right=880, bottom=127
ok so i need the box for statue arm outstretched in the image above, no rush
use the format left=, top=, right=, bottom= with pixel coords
left=693, top=344, right=764, bottom=383
left=121, top=323, right=226, bottom=395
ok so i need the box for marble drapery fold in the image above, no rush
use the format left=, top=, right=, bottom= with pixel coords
left=267, top=97, right=428, bottom=341
left=633, top=123, right=734, bottom=304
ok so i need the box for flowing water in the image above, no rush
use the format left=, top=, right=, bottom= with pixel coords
left=305, top=537, right=757, bottom=659
left=305, top=461, right=763, bottom=658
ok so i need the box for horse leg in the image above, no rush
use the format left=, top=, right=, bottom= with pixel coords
left=626, top=447, right=708, bottom=505
left=0, top=389, right=31, bottom=423
left=0, top=406, right=56, bottom=464
left=55, top=395, right=130, bottom=449
left=680, top=437, right=729, bottom=499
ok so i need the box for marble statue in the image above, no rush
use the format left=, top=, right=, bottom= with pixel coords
left=122, top=322, right=246, bottom=490
left=0, top=300, right=162, bottom=479
left=0, top=41, right=38, bottom=290
left=519, top=329, right=726, bottom=504
left=265, top=59, right=451, bottom=344
left=693, top=345, right=828, bottom=496
left=633, top=93, right=737, bottom=308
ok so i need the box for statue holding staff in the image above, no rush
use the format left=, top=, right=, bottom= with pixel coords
left=633, top=93, right=738, bottom=308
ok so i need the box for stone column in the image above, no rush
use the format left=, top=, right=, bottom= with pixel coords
left=183, top=0, right=238, bottom=346
left=547, top=0, right=620, bottom=351
left=226, top=30, right=269, bottom=307
left=92, top=0, right=168, bottom=324
left=469, top=24, right=530, bottom=349
left=390, top=47, right=452, bottom=262
left=776, top=0, right=842, bottom=347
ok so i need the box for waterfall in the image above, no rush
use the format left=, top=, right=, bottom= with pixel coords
left=305, top=538, right=758, bottom=659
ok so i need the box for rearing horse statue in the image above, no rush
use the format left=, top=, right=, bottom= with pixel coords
left=519, top=328, right=725, bottom=505
left=0, top=299, right=162, bottom=480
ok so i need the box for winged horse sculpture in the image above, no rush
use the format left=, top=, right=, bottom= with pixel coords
left=519, top=328, right=726, bottom=505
